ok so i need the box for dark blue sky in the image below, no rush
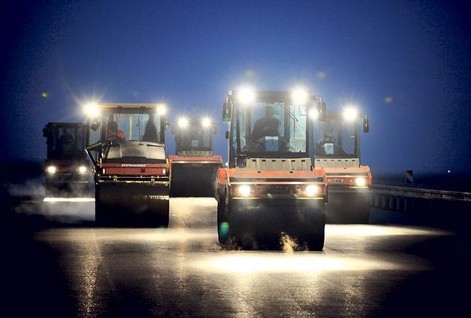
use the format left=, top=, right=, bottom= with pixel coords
left=2, top=0, right=470, bottom=174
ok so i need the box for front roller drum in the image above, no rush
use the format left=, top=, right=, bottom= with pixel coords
left=95, top=182, right=169, bottom=227
left=218, top=199, right=326, bottom=251
left=170, top=163, right=219, bottom=197
left=326, top=191, right=371, bottom=224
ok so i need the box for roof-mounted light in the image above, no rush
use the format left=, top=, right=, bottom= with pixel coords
left=342, top=105, right=359, bottom=122
left=291, top=87, right=310, bottom=105
left=83, top=102, right=100, bottom=118
left=156, top=103, right=167, bottom=116
left=177, top=117, right=189, bottom=128
left=201, top=117, right=212, bottom=128
left=237, top=87, right=256, bottom=105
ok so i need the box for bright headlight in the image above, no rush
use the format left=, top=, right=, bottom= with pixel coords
left=342, top=106, right=359, bottom=122
left=77, top=166, right=88, bottom=174
left=308, top=108, right=319, bottom=120
left=83, top=102, right=100, bottom=118
left=305, top=185, right=320, bottom=197
left=156, top=103, right=167, bottom=116
left=46, top=165, right=57, bottom=174
left=237, top=87, right=256, bottom=105
left=355, top=177, right=367, bottom=187
left=291, top=87, right=309, bottom=105
left=177, top=117, right=189, bottom=128
left=237, top=185, right=252, bottom=197
left=201, top=117, right=212, bottom=128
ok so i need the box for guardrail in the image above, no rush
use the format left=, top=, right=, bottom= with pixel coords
left=371, top=184, right=471, bottom=212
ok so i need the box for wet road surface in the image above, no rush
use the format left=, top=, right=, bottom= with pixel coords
left=1, top=197, right=469, bottom=317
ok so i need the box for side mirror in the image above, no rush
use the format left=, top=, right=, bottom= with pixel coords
left=90, top=120, right=100, bottom=131
left=222, top=102, right=231, bottom=122
left=42, top=127, right=48, bottom=138
left=317, top=102, right=326, bottom=121
left=225, top=131, right=229, bottom=139
left=362, top=117, right=369, bottom=133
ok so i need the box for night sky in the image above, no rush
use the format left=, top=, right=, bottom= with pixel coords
left=2, top=0, right=470, bottom=174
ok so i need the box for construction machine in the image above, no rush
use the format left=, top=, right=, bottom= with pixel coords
left=84, top=102, right=170, bottom=227
left=216, top=88, right=328, bottom=250
left=42, top=122, right=92, bottom=197
left=169, top=116, right=223, bottom=197
left=314, top=107, right=371, bottom=223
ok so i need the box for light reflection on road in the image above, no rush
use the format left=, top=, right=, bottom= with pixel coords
left=32, top=196, right=454, bottom=318
left=199, top=253, right=398, bottom=274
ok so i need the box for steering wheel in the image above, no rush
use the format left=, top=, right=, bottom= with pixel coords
left=323, top=137, right=335, bottom=143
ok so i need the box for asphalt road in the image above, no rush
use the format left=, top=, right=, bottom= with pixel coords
left=1, top=197, right=469, bottom=318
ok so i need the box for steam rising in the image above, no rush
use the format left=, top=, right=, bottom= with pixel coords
left=280, top=233, right=298, bottom=253
left=7, top=177, right=95, bottom=224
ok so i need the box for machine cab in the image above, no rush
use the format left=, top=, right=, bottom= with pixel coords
left=43, top=122, right=88, bottom=161
left=171, top=117, right=216, bottom=156
left=313, top=108, right=369, bottom=162
left=223, top=89, right=326, bottom=168
left=85, top=103, right=168, bottom=164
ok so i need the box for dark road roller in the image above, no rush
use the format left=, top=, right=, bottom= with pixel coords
left=169, top=116, right=222, bottom=197
left=85, top=102, right=170, bottom=227
left=216, top=88, right=328, bottom=250
left=42, top=122, right=93, bottom=198
left=313, top=108, right=372, bottom=224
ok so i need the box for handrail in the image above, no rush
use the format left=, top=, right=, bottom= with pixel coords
left=372, top=184, right=471, bottom=202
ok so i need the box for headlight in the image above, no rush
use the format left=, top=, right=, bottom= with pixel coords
left=156, top=103, right=167, bottom=115
left=308, top=108, right=319, bottom=120
left=237, top=185, right=252, bottom=197
left=291, top=87, right=309, bottom=105
left=305, top=185, right=320, bottom=197
left=201, top=117, right=212, bottom=128
left=355, top=177, right=367, bottom=187
left=177, top=117, right=189, bottom=128
left=46, top=165, right=57, bottom=174
left=342, top=106, right=359, bottom=122
left=237, top=87, right=256, bottom=105
left=83, top=102, right=100, bottom=118
left=77, top=166, right=88, bottom=174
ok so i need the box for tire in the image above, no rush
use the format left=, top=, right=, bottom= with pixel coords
left=297, top=202, right=326, bottom=251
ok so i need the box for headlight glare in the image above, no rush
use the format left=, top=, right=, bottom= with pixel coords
left=83, top=102, right=100, bottom=118
left=291, top=87, right=309, bottom=105
left=46, top=166, right=57, bottom=174
left=237, top=87, right=256, bottom=105
left=308, top=108, right=319, bottom=120
left=305, top=185, right=320, bottom=197
left=237, top=185, right=251, bottom=197
left=177, top=117, right=189, bottom=128
left=156, top=103, right=167, bottom=116
left=342, top=106, right=359, bottom=122
left=77, top=166, right=88, bottom=174
left=201, top=117, right=212, bottom=128
left=355, top=177, right=367, bottom=187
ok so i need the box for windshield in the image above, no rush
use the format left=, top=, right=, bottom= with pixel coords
left=175, top=121, right=213, bottom=153
left=89, top=108, right=165, bottom=145
left=314, top=112, right=358, bottom=158
left=230, top=99, right=309, bottom=157
left=105, top=141, right=166, bottom=164
left=46, top=124, right=87, bottom=160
